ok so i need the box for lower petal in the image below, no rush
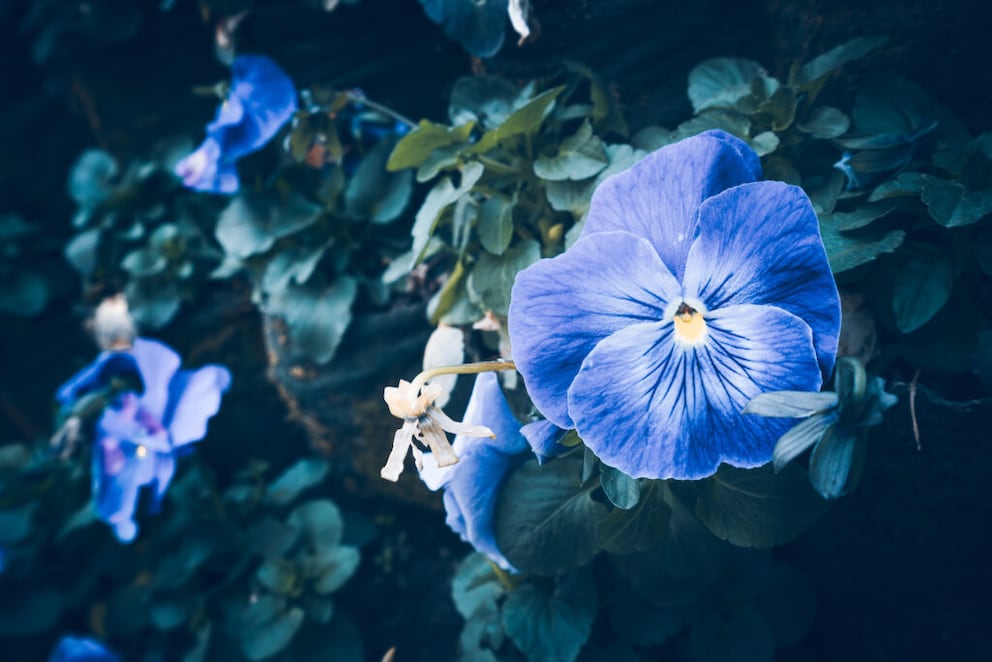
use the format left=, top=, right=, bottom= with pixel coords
left=568, top=304, right=822, bottom=479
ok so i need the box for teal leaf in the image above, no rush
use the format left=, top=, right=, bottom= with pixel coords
left=594, top=480, right=671, bottom=554
left=830, top=201, right=899, bottom=231
left=125, top=278, right=181, bottom=328
left=149, top=602, right=187, bottom=631
left=796, top=106, right=850, bottom=139
left=260, top=245, right=325, bottom=297
left=796, top=36, right=888, bottom=85
left=409, top=161, right=484, bottom=267
left=749, top=131, right=779, bottom=156
left=64, top=228, right=101, bottom=275
left=687, top=58, right=765, bottom=113
left=771, top=414, right=837, bottom=471
left=452, top=553, right=507, bottom=656
left=609, top=591, right=695, bottom=647
left=599, top=464, right=639, bottom=510
left=868, top=172, right=925, bottom=201
left=808, top=426, right=862, bottom=499
left=288, top=499, right=345, bottom=550
left=469, top=86, right=566, bottom=153
left=502, top=570, right=597, bottom=662
left=257, top=559, right=298, bottom=595
left=216, top=194, right=322, bottom=259
left=892, top=246, right=953, bottom=333
left=743, top=391, right=839, bottom=418
left=68, top=148, right=118, bottom=208
left=494, top=454, right=608, bottom=575
left=0, top=271, right=48, bottom=316
left=819, top=221, right=904, bottom=273
left=387, top=120, right=475, bottom=171
left=415, top=144, right=464, bottom=182
left=546, top=143, right=644, bottom=218
left=449, top=75, right=529, bottom=129
left=265, top=278, right=357, bottom=364
left=918, top=176, right=992, bottom=228
left=345, top=138, right=413, bottom=223
left=695, top=464, right=828, bottom=549
left=533, top=121, right=609, bottom=181
left=266, top=458, right=330, bottom=505
left=467, top=238, right=540, bottom=316
left=306, top=545, right=361, bottom=594
left=673, top=109, right=752, bottom=142
left=0, top=504, right=35, bottom=544
left=121, top=248, right=167, bottom=277
left=477, top=194, right=515, bottom=255
left=240, top=598, right=305, bottom=661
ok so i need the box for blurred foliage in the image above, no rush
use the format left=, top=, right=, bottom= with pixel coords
left=0, top=213, right=72, bottom=317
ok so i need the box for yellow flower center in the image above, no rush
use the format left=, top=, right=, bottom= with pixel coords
left=672, top=301, right=707, bottom=345
left=136, top=445, right=148, bottom=458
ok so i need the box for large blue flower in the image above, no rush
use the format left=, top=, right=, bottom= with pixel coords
left=419, top=372, right=546, bottom=571
left=57, top=338, right=231, bottom=542
left=175, top=54, right=298, bottom=194
left=508, top=130, right=841, bottom=480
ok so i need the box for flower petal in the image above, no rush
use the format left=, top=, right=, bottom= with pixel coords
left=131, top=339, right=181, bottom=421
left=220, top=55, right=298, bottom=158
left=55, top=351, right=139, bottom=406
left=520, top=419, right=568, bottom=464
left=163, top=365, right=232, bottom=447
left=440, top=372, right=528, bottom=570
left=381, top=420, right=418, bottom=482
left=568, top=304, right=822, bottom=479
left=581, top=130, right=760, bottom=280
left=682, top=181, right=841, bottom=378
left=509, top=231, right=681, bottom=428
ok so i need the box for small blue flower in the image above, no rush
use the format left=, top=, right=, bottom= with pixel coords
left=419, top=0, right=508, bottom=58
left=508, top=130, right=841, bottom=480
left=57, top=338, right=231, bottom=542
left=49, top=635, right=120, bottom=662
left=419, top=372, right=540, bottom=570
left=175, top=54, right=298, bottom=194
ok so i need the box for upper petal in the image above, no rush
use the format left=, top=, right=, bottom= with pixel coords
left=581, top=130, right=761, bottom=280
left=163, top=365, right=232, bottom=447
left=217, top=55, right=298, bottom=159
left=568, top=304, right=822, bottom=479
left=508, top=231, right=680, bottom=428
left=520, top=419, right=569, bottom=464
left=682, top=181, right=841, bottom=378
left=131, top=338, right=181, bottom=421
left=55, top=351, right=139, bottom=406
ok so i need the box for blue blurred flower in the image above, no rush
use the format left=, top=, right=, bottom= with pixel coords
left=419, top=0, right=508, bottom=57
left=49, top=635, right=120, bottom=662
left=419, top=372, right=541, bottom=571
left=57, top=338, right=231, bottom=542
left=175, top=54, right=298, bottom=194
left=508, top=130, right=841, bottom=480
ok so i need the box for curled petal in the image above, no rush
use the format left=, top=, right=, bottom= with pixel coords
left=568, top=304, right=822, bottom=479
left=384, top=380, right=429, bottom=419
left=221, top=55, right=299, bottom=158
left=163, top=365, right=232, bottom=447
left=131, top=339, right=181, bottom=421
left=419, top=415, right=462, bottom=467
left=520, top=419, right=568, bottom=464
left=380, top=419, right=419, bottom=482
left=682, top=181, right=841, bottom=378
left=509, top=231, right=680, bottom=428
left=174, top=137, right=239, bottom=194
left=581, top=130, right=760, bottom=280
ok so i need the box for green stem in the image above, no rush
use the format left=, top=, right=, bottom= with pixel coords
left=344, top=90, right=418, bottom=129
left=411, top=360, right=516, bottom=392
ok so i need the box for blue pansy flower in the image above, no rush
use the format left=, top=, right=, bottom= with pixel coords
left=175, top=54, right=298, bottom=194
left=419, top=0, right=508, bottom=58
left=508, top=130, right=841, bottom=480
left=57, top=338, right=231, bottom=542
left=49, top=635, right=120, bottom=662
left=419, top=372, right=540, bottom=571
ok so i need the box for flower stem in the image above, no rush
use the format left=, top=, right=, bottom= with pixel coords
left=411, top=360, right=516, bottom=392
left=344, top=89, right=418, bottom=129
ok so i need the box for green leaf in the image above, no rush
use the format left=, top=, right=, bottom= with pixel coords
left=469, top=86, right=566, bottom=153
left=796, top=36, right=888, bottom=85
left=918, top=176, right=992, bottom=228
left=345, top=138, right=413, bottom=223
left=673, top=109, right=751, bottom=142
left=695, top=464, right=828, bottom=549
left=546, top=143, right=644, bottom=218
left=829, top=201, right=898, bottom=231
left=240, top=599, right=305, bottom=661
left=771, top=414, right=837, bottom=471
left=452, top=553, right=507, bottom=656
left=266, top=458, right=330, bottom=505
left=594, top=480, right=671, bottom=554
left=599, top=464, right=639, bottom=510
left=502, top=570, right=597, bottom=662
left=868, top=172, right=926, bottom=201
left=216, top=193, right=322, bottom=259
left=265, top=278, right=357, bottom=364
left=808, top=426, right=862, bottom=499
left=257, top=559, right=298, bottom=595
left=289, top=499, right=345, bottom=550
left=688, top=58, right=765, bottom=113
left=819, top=221, right=904, bottom=273
left=387, top=120, right=475, bottom=171
left=796, top=107, right=850, bottom=139
left=68, top=148, right=118, bottom=208
left=409, top=162, right=484, bottom=267
left=121, top=248, right=167, bottom=277
left=478, top=194, right=515, bottom=255
left=892, top=247, right=953, bottom=332
left=743, top=391, right=839, bottom=418
left=749, top=131, right=779, bottom=156
left=125, top=278, right=181, bottom=328
left=449, top=75, right=528, bottom=129
left=533, top=121, right=609, bottom=181
left=467, top=239, right=540, bottom=316
left=495, top=454, right=608, bottom=575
